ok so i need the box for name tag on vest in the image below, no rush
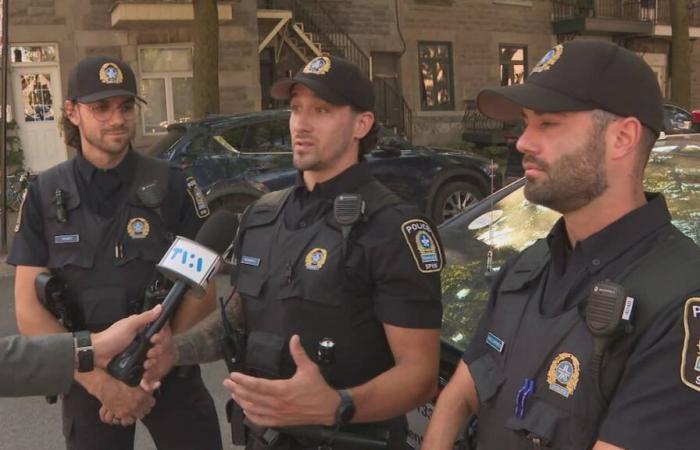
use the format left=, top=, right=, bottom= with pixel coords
left=241, top=256, right=261, bottom=267
left=54, top=234, right=80, bottom=244
left=486, top=332, right=505, bottom=353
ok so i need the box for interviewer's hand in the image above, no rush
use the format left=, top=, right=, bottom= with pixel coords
left=223, top=334, right=340, bottom=427
left=140, top=324, right=176, bottom=392
left=91, top=305, right=162, bottom=369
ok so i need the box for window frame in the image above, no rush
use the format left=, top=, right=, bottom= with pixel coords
left=138, top=44, right=194, bottom=136
left=417, top=41, right=456, bottom=111
left=499, top=44, right=528, bottom=87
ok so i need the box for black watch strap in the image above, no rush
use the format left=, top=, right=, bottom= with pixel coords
left=335, top=389, right=356, bottom=427
left=73, top=330, right=94, bottom=373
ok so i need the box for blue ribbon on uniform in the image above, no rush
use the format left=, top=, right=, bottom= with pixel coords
left=515, top=378, right=536, bottom=419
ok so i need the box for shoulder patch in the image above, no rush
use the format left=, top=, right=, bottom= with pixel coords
left=681, top=297, right=700, bottom=392
left=401, top=219, right=443, bottom=273
left=185, top=176, right=210, bottom=219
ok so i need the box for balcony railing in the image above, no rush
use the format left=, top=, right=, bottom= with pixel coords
left=553, top=0, right=700, bottom=27
left=374, top=78, right=413, bottom=142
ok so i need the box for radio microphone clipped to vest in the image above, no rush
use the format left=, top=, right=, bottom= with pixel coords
left=107, top=209, right=239, bottom=386
left=334, top=194, right=365, bottom=257
left=584, top=280, right=635, bottom=401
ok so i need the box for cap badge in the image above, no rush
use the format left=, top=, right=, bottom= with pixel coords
left=546, top=352, right=580, bottom=398
left=99, top=62, right=124, bottom=85
left=532, top=44, right=564, bottom=74
left=303, top=56, right=332, bottom=76
left=305, top=247, right=328, bottom=271
left=127, top=217, right=150, bottom=239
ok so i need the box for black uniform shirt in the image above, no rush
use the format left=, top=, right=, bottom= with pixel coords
left=8, top=150, right=207, bottom=267
left=463, top=193, right=700, bottom=449
left=283, top=164, right=443, bottom=328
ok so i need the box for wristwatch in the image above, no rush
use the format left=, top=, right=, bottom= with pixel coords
left=334, top=389, right=356, bottom=427
left=73, top=331, right=94, bottom=372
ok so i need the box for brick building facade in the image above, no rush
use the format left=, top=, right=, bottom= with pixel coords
left=5, top=0, right=700, bottom=169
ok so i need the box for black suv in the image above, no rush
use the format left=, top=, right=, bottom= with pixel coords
left=146, top=109, right=502, bottom=223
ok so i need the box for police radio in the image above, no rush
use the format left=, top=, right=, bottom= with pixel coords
left=107, top=210, right=239, bottom=386
left=334, top=194, right=365, bottom=257
left=584, top=280, right=635, bottom=401
left=585, top=280, right=634, bottom=338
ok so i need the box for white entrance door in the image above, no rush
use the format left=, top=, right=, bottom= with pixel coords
left=11, top=65, right=67, bottom=171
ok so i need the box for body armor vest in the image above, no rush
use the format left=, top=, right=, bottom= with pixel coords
left=471, top=225, right=700, bottom=450
left=37, top=154, right=172, bottom=331
left=234, top=180, right=401, bottom=388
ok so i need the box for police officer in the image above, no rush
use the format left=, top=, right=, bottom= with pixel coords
left=143, top=55, right=443, bottom=449
left=423, top=41, right=700, bottom=450
left=8, top=56, right=223, bottom=450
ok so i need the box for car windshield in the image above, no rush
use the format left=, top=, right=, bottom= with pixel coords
left=440, top=135, right=700, bottom=351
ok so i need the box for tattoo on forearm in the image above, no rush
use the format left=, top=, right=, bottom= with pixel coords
left=174, top=293, right=242, bottom=365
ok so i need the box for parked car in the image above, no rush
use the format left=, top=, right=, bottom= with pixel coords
left=405, top=133, right=700, bottom=449
left=145, top=109, right=502, bottom=224
left=664, top=102, right=694, bottom=134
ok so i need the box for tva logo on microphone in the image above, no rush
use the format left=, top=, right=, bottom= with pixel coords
left=157, top=236, right=221, bottom=293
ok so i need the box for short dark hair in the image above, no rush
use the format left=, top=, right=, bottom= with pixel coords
left=591, top=109, right=655, bottom=175
left=60, top=102, right=82, bottom=152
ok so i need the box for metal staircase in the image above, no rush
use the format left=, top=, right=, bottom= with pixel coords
left=258, top=0, right=413, bottom=140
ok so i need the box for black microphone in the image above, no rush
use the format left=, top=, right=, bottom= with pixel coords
left=107, top=210, right=239, bottom=386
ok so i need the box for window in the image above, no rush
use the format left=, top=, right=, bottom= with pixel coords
left=500, top=45, right=527, bottom=86
left=213, top=118, right=292, bottom=155
left=139, top=46, right=194, bottom=135
left=418, top=42, right=455, bottom=111
left=11, top=45, right=58, bottom=64
left=239, top=119, right=292, bottom=153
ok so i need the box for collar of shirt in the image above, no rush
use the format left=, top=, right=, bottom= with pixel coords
left=75, top=148, right=136, bottom=186
left=286, top=163, right=373, bottom=228
left=546, top=192, right=671, bottom=274
left=292, top=163, right=373, bottom=202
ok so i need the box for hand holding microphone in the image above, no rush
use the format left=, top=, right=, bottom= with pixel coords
left=107, top=210, right=239, bottom=386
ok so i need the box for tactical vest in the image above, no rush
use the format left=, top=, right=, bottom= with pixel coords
left=470, top=225, right=700, bottom=450
left=233, top=179, right=402, bottom=388
left=37, top=154, right=172, bottom=332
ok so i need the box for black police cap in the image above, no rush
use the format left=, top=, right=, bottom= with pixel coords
left=477, top=41, right=663, bottom=135
left=270, top=55, right=374, bottom=112
left=67, top=55, right=146, bottom=104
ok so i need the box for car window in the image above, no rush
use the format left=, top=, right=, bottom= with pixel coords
left=440, top=186, right=559, bottom=348
left=239, top=118, right=291, bottom=153
left=664, top=104, right=692, bottom=131
left=218, top=126, right=247, bottom=152
left=144, top=127, right=186, bottom=159
left=440, top=141, right=700, bottom=351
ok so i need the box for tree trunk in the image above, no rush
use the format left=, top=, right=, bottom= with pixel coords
left=193, top=0, right=220, bottom=119
left=671, top=0, right=691, bottom=109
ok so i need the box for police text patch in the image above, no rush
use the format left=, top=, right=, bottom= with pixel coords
left=401, top=219, right=443, bottom=273
left=681, top=297, right=700, bottom=393
left=185, top=176, right=210, bottom=218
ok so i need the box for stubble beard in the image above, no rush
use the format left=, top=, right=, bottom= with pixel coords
left=523, top=130, right=609, bottom=214
left=83, top=125, right=135, bottom=156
